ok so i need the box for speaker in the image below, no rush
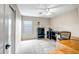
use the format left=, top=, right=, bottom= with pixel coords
left=37, top=28, right=45, bottom=39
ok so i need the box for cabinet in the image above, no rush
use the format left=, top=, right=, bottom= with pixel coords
left=47, top=31, right=56, bottom=40
left=37, top=28, right=45, bottom=39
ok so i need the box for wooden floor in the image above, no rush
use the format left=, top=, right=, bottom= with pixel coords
left=48, top=39, right=79, bottom=54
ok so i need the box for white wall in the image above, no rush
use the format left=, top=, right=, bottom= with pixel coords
left=11, top=5, right=22, bottom=53
left=50, top=8, right=79, bottom=37
left=15, top=7, right=21, bottom=44
left=22, top=16, right=50, bottom=40
left=15, top=9, right=21, bottom=53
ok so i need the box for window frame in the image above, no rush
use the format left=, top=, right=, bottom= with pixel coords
left=22, top=20, right=33, bottom=34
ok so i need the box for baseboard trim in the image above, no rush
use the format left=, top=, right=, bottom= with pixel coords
left=71, top=36, right=79, bottom=40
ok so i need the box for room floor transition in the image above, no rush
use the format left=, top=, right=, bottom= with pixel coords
left=16, top=39, right=79, bottom=54
left=49, top=39, right=79, bottom=54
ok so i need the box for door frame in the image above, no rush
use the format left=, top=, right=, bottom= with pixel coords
left=9, top=5, right=16, bottom=54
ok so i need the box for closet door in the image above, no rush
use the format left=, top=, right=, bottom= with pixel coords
left=0, top=5, right=15, bottom=54
left=4, top=5, right=15, bottom=54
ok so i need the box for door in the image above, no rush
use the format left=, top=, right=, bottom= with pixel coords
left=0, top=5, right=5, bottom=54
left=4, top=5, right=15, bottom=54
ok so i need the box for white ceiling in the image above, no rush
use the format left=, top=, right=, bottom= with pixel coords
left=17, top=4, right=77, bottom=18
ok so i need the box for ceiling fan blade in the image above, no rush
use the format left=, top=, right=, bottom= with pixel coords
left=39, top=4, right=71, bottom=10
left=48, top=4, right=65, bottom=9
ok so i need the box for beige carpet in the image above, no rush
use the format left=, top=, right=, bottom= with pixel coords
left=16, top=39, right=56, bottom=54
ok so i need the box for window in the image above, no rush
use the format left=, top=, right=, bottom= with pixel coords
left=23, top=21, right=32, bottom=34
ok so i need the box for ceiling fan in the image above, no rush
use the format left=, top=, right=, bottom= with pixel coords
left=38, top=4, right=64, bottom=15
left=38, top=4, right=72, bottom=16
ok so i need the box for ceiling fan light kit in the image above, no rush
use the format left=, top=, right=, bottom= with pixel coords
left=39, top=9, right=55, bottom=16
